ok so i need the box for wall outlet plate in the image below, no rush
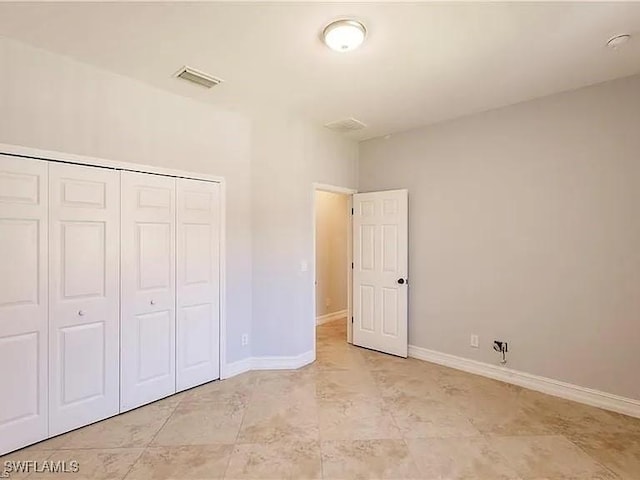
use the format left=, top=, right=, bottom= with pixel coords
left=470, top=334, right=479, bottom=348
left=241, top=334, right=249, bottom=346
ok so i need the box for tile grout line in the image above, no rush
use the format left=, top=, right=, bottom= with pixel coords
left=121, top=396, right=185, bottom=480
left=146, top=396, right=185, bottom=446
left=221, top=374, right=256, bottom=479
left=562, top=433, right=624, bottom=479
left=118, top=447, right=145, bottom=480
left=480, top=434, right=529, bottom=479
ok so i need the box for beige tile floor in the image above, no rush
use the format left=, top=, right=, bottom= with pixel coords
left=3, top=320, right=640, bottom=479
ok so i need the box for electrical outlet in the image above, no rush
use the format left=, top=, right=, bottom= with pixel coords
left=241, top=334, right=249, bottom=346
left=470, top=334, right=479, bottom=348
left=325, top=297, right=331, bottom=307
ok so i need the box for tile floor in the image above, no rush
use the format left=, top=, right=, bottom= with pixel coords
left=2, top=320, right=639, bottom=479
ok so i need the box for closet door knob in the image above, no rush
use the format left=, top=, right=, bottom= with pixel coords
left=150, top=300, right=156, bottom=305
left=397, top=278, right=406, bottom=285
left=78, top=310, right=85, bottom=316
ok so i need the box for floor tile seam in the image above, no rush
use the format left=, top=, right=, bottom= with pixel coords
left=382, top=402, right=406, bottom=438
left=476, top=434, right=534, bottom=479
left=561, top=434, right=625, bottom=479
left=42, top=446, right=145, bottom=452
left=402, top=434, right=526, bottom=480
left=221, top=437, right=242, bottom=477
left=482, top=433, right=623, bottom=480
left=107, top=444, right=145, bottom=480
left=145, top=396, right=186, bottom=449
left=224, top=382, right=254, bottom=479
left=398, top=437, right=424, bottom=478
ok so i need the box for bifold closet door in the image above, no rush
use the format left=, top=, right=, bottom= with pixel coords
left=0, top=155, right=48, bottom=455
left=48, top=163, right=120, bottom=436
left=121, top=171, right=176, bottom=411
left=176, top=178, right=221, bottom=392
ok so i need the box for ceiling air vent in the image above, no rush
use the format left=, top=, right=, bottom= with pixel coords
left=174, top=66, right=223, bottom=88
left=324, top=117, right=367, bottom=133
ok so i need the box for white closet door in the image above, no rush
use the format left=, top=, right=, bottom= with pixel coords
left=176, top=179, right=220, bottom=392
left=0, top=155, right=48, bottom=455
left=121, top=171, right=176, bottom=411
left=48, top=163, right=120, bottom=435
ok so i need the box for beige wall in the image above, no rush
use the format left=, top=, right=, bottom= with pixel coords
left=0, top=37, right=253, bottom=363
left=315, top=191, right=349, bottom=319
left=359, top=74, right=640, bottom=400
left=250, top=112, right=358, bottom=357
left=0, top=36, right=359, bottom=364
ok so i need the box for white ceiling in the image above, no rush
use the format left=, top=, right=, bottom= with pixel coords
left=1, top=2, right=639, bottom=140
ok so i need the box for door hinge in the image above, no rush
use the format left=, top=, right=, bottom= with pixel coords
left=351, top=208, right=354, bottom=215
left=351, top=316, right=354, bottom=323
left=351, top=262, right=354, bottom=269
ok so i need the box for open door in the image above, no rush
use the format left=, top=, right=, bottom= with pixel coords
left=352, top=189, right=408, bottom=357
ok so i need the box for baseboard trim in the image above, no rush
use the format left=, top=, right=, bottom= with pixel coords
left=316, top=309, right=348, bottom=325
left=221, top=357, right=252, bottom=379
left=251, top=350, right=315, bottom=370
left=408, top=345, right=640, bottom=419
left=222, top=350, right=315, bottom=379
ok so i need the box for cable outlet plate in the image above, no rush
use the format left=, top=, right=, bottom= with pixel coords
left=493, top=340, right=508, bottom=353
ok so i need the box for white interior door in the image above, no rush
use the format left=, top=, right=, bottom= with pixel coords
left=48, top=163, right=120, bottom=435
left=176, top=178, right=220, bottom=392
left=0, top=155, right=48, bottom=455
left=353, top=189, right=408, bottom=357
left=121, top=171, right=176, bottom=411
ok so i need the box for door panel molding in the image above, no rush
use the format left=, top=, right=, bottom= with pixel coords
left=48, top=162, right=120, bottom=436
left=121, top=171, right=177, bottom=412
left=176, top=178, right=221, bottom=392
left=353, top=189, right=408, bottom=357
left=0, top=154, right=48, bottom=455
left=0, top=144, right=226, bottom=455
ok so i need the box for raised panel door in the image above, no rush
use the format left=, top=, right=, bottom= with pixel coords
left=0, top=154, right=48, bottom=455
left=48, top=163, right=120, bottom=435
left=176, top=178, right=220, bottom=391
left=353, top=190, right=408, bottom=357
left=120, top=171, right=176, bottom=411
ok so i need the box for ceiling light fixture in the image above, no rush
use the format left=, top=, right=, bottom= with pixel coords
left=323, top=19, right=366, bottom=52
left=606, top=33, right=631, bottom=49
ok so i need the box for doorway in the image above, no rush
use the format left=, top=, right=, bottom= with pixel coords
left=312, top=185, right=409, bottom=360
left=313, top=184, right=355, bottom=355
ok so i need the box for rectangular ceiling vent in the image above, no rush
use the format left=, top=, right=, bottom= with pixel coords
left=324, top=117, right=367, bottom=133
left=174, top=66, right=223, bottom=88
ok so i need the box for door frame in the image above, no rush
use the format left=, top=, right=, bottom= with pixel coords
left=0, top=142, right=229, bottom=380
left=312, top=183, right=357, bottom=357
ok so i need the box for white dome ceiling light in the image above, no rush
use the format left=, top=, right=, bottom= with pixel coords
left=323, top=19, right=367, bottom=52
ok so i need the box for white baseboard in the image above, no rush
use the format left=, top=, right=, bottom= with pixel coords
left=221, top=357, right=252, bottom=379
left=251, top=350, right=315, bottom=370
left=316, top=309, right=348, bottom=325
left=408, top=345, right=640, bottom=419
left=222, top=350, right=315, bottom=379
